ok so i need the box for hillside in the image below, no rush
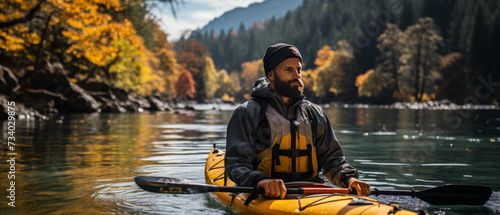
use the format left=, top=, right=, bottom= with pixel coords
left=199, top=0, right=302, bottom=35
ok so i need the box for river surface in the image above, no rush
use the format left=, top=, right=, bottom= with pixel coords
left=0, top=104, right=499, bottom=214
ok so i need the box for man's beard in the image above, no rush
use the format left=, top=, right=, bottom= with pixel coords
left=274, top=75, right=304, bottom=98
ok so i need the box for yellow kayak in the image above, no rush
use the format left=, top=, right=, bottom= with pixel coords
left=205, top=147, right=419, bottom=215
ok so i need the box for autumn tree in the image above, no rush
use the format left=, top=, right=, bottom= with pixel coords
left=402, top=17, right=443, bottom=102
left=175, top=69, right=196, bottom=99
left=0, top=0, right=144, bottom=85
left=313, top=40, right=360, bottom=101
left=199, top=56, right=219, bottom=100
left=240, top=60, right=264, bottom=99
left=176, top=39, right=210, bottom=76
left=176, top=39, right=220, bottom=101
left=377, top=23, right=407, bottom=93
left=140, top=21, right=179, bottom=96
left=356, top=68, right=391, bottom=102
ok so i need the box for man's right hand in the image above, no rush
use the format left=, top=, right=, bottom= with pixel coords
left=257, top=179, right=287, bottom=199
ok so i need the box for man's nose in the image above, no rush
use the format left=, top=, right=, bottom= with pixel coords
left=292, top=69, right=301, bottom=79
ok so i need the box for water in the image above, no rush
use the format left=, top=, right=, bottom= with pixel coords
left=0, top=105, right=499, bottom=214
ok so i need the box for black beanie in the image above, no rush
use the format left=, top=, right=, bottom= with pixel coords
left=263, top=43, right=302, bottom=76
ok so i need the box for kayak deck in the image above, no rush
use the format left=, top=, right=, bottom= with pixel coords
left=205, top=147, right=419, bottom=215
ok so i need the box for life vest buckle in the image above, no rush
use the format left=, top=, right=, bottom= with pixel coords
left=288, top=149, right=300, bottom=158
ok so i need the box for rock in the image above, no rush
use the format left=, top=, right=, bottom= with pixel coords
left=23, top=60, right=70, bottom=92
left=62, top=82, right=101, bottom=112
left=0, top=65, right=19, bottom=96
left=14, top=89, right=62, bottom=113
left=147, top=96, right=173, bottom=111
left=16, top=61, right=100, bottom=113
left=78, top=80, right=151, bottom=112
left=0, top=94, right=45, bottom=119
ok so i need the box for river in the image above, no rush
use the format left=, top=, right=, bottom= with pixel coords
left=0, top=104, right=499, bottom=214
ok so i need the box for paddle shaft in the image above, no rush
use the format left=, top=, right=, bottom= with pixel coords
left=135, top=176, right=492, bottom=205
left=154, top=182, right=351, bottom=195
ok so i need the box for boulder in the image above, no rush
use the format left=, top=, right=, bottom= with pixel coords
left=15, top=61, right=100, bottom=113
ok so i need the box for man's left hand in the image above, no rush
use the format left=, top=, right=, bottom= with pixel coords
left=348, top=177, right=371, bottom=196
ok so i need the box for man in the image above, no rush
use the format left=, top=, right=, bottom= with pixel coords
left=225, top=43, right=370, bottom=199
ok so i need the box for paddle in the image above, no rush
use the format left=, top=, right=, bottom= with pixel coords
left=134, top=176, right=492, bottom=205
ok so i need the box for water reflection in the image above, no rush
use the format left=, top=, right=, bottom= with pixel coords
left=0, top=107, right=498, bottom=214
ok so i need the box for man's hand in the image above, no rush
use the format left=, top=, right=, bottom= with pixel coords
left=257, top=179, right=287, bottom=199
left=349, top=177, right=371, bottom=196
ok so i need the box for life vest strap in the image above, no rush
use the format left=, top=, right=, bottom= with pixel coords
left=277, top=149, right=309, bottom=158
left=272, top=172, right=313, bottom=181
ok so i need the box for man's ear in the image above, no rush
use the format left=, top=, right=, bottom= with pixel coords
left=267, top=70, right=274, bottom=81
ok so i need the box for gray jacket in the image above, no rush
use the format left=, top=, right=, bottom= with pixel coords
left=225, top=77, right=359, bottom=188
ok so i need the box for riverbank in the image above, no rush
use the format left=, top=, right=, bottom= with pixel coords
left=1, top=60, right=498, bottom=120
left=0, top=60, right=181, bottom=120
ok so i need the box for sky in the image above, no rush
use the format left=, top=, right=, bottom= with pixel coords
left=150, top=0, right=265, bottom=42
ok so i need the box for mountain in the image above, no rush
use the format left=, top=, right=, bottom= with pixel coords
left=199, top=0, right=303, bottom=35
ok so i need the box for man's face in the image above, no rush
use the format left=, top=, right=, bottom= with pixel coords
left=269, top=58, right=304, bottom=98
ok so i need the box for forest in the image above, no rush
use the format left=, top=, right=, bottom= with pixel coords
left=1, top=0, right=499, bottom=116
left=191, top=0, right=500, bottom=104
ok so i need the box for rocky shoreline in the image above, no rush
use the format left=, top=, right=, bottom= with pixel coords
left=1, top=60, right=179, bottom=120
left=1, top=60, right=498, bottom=120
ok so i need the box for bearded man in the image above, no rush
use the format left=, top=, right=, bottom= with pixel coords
left=225, top=43, right=370, bottom=199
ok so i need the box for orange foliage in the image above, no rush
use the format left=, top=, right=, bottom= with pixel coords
left=175, top=69, right=196, bottom=99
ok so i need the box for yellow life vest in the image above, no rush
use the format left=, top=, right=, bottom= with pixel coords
left=255, top=103, right=319, bottom=181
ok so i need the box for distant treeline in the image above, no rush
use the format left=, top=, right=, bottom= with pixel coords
left=190, top=0, right=500, bottom=104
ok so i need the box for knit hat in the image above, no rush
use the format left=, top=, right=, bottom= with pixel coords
left=263, top=43, right=302, bottom=76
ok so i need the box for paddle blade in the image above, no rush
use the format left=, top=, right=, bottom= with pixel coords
left=418, top=184, right=492, bottom=205
left=135, top=176, right=214, bottom=194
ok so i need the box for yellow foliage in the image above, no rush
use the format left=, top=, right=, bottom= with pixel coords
left=355, top=74, right=366, bottom=87
left=108, top=39, right=150, bottom=93
left=222, top=93, right=234, bottom=102
left=358, top=69, right=386, bottom=98
left=202, top=56, right=219, bottom=99
left=1, top=0, right=143, bottom=67
left=314, top=45, right=334, bottom=66
left=0, top=0, right=40, bottom=52
left=312, top=40, right=358, bottom=98
left=241, top=60, right=264, bottom=92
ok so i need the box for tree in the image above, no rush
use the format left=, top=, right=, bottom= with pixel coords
left=436, top=52, right=467, bottom=101
left=149, top=21, right=178, bottom=96
left=313, top=40, right=359, bottom=101
left=357, top=68, right=388, bottom=100
left=377, top=23, right=407, bottom=93
left=200, top=56, right=219, bottom=100
left=107, top=39, right=150, bottom=93
left=240, top=60, right=264, bottom=98
left=175, top=69, right=196, bottom=99
left=402, top=17, right=443, bottom=102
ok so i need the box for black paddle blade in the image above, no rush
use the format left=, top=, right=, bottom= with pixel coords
left=418, top=184, right=492, bottom=205
left=134, top=176, right=207, bottom=194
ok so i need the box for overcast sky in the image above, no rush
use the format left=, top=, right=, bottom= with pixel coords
left=150, top=0, right=265, bottom=41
